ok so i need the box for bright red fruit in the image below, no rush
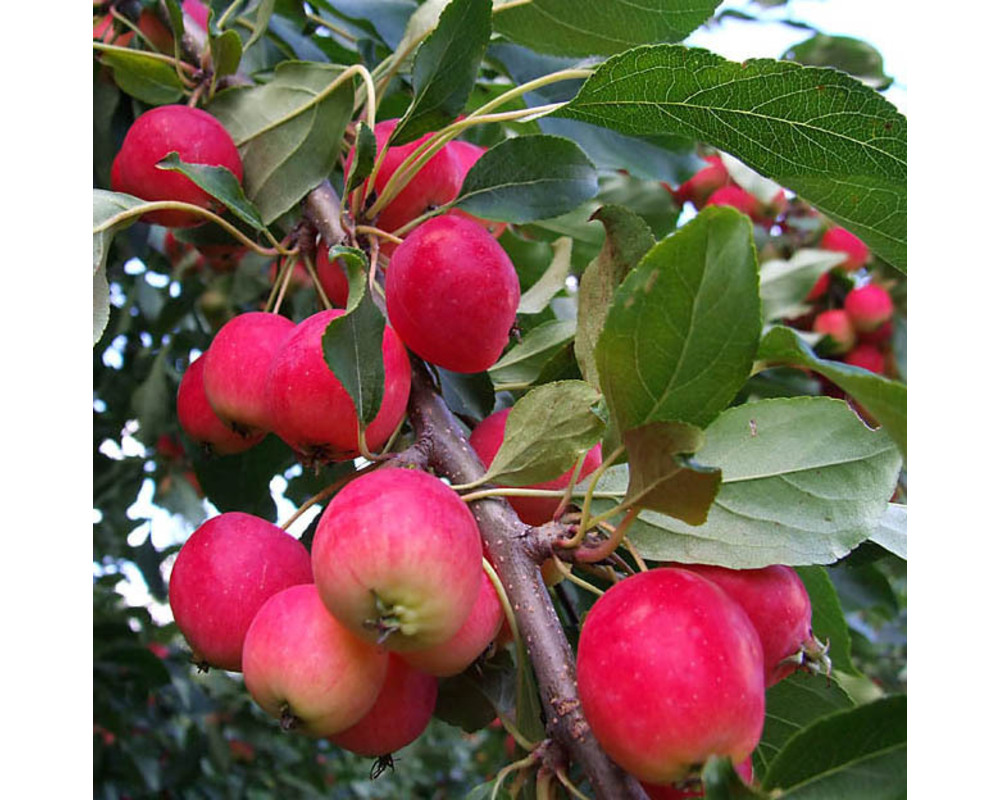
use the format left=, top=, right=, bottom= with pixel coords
left=168, top=512, right=313, bottom=671
left=177, top=355, right=264, bottom=455
left=266, top=309, right=411, bottom=463
left=201, top=312, right=295, bottom=435
left=242, top=584, right=388, bottom=737
left=400, top=567, right=503, bottom=677
left=576, top=568, right=765, bottom=785
left=812, top=309, right=856, bottom=354
left=386, top=215, right=520, bottom=373
left=312, top=468, right=483, bottom=652
left=843, top=343, right=886, bottom=375
left=110, top=105, right=243, bottom=228
left=705, top=185, right=763, bottom=220
left=470, top=408, right=603, bottom=526
left=641, top=758, right=754, bottom=799
left=330, top=654, right=438, bottom=756
left=820, top=226, right=869, bottom=271
left=314, top=244, right=350, bottom=307
left=844, top=284, right=893, bottom=332
left=672, top=564, right=816, bottom=687
left=672, top=155, right=730, bottom=207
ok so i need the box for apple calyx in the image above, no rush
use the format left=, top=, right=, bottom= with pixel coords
left=279, top=703, right=300, bottom=732
left=780, top=634, right=833, bottom=678
left=363, top=591, right=416, bottom=644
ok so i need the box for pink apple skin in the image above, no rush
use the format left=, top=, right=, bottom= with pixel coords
left=312, top=468, right=483, bottom=652
left=201, top=311, right=295, bottom=435
left=671, top=155, right=730, bottom=207
left=843, top=284, right=893, bottom=332
left=110, top=105, right=243, bottom=228
left=266, top=309, right=411, bottom=463
left=812, top=309, right=856, bottom=355
left=469, top=408, right=603, bottom=526
left=168, top=512, right=313, bottom=671
left=641, top=758, right=754, bottom=799
left=445, top=141, right=507, bottom=238
left=177, top=356, right=264, bottom=455
left=242, top=584, right=389, bottom=737
left=183, top=0, right=209, bottom=31
left=576, top=568, right=765, bottom=785
left=400, top=568, right=503, bottom=677
left=705, top=185, right=763, bottom=219
left=672, top=564, right=813, bottom=687
left=330, top=654, right=438, bottom=756
left=386, top=215, right=520, bottom=373
left=820, top=226, right=869, bottom=271
left=843, top=343, right=886, bottom=375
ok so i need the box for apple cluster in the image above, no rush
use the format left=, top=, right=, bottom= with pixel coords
left=669, top=153, right=788, bottom=228
left=168, top=467, right=504, bottom=758
left=577, top=564, right=823, bottom=796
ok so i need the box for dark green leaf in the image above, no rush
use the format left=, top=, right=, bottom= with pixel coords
left=758, top=326, right=906, bottom=456
left=514, top=641, right=545, bottom=744
left=344, top=122, right=376, bottom=195
left=156, top=152, right=266, bottom=231
left=210, top=29, right=243, bottom=78
left=575, top=205, right=655, bottom=387
left=559, top=46, right=907, bottom=271
left=783, top=34, right=893, bottom=90
left=484, top=380, right=604, bottom=486
left=489, top=319, right=576, bottom=390
left=208, top=61, right=355, bottom=223
left=494, top=0, right=723, bottom=57
left=131, top=350, right=170, bottom=446
left=439, top=368, right=496, bottom=421
left=596, top=206, right=760, bottom=431
left=193, top=435, right=293, bottom=519
left=762, top=695, right=905, bottom=798
left=391, top=0, right=492, bottom=145
left=453, top=135, right=599, bottom=223
left=98, top=48, right=186, bottom=105
left=621, top=421, right=720, bottom=525
left=796, top=566, right=861, bottom=677
left=322, top=290, right=386, bottom=429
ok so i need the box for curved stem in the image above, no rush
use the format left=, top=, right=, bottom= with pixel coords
left=622, top=538, right=650, bottom=573
left=556, top=768, right=595, bottom=800
left=483, top=558, right=521, bottom=651
left=552, top=453, right=588, bottom=522
left=550, top=557, right=605, bottom=598
left=466, top=68, right=592, bottom=121
left=561, top=445, right=626, bottom=549
left=301, top=248, right=334, bottom=311
left=355, top=225, right=404, bottom=245
left=215, top=0, right=243, bottom=29
left=574, top=508, right=639, bottom=565
left=303, top=11, right=358, bottom=43
left=492, top=753, right=539, bottom=800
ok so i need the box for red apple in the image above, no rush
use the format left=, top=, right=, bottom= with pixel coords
left=168, top=512, right=313, bottom=671
left=843, top=343, right=886, bottom=375
left=386, top=215, right=520, bottom=373
left=94, top=14, right=134, bottom=46
left=844, top=284, right=893, bottom=332
left=312, top=468, right=483, bottom=652
left=110, top=105, right=243, bottom=228
left=641, top=758, right=754, bottom=799
left=576, top=568, right=765, bottom=785
left=705, top=185, right=763, bottom=220
left=858, top=320, right=893, bottom=346
left=400, top=567, right=503, bottom=677
left=820, top=226, right=869, bottom=271
left=201, top=311, right=295, bottom=435
left=266, top=309, right=411, bottom=463
left=242, top=584, right=389, bottom=736
left=671, top=155, right=730, bottom=207
left=177, top=355, right=264, bottom=455
left=805, top=270, right=830, bottom=302
left=330, top=654, right=438, bottom=756
left=812, top=309, right=856, bottom=355
left=469, top=408, right=603, bottom=526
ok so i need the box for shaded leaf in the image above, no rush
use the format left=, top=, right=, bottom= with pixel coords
left=783, top=34, right=893, bottom=90
left=559, top=46, right=907, bottom=271
left=193, top=435, right=293, bottom=519
left=489, top=319, right=576, bottom=389
left=702, top=756, right=768, bottom=799
left=209, top=28, right=243, bottom=78
left=322, top=290, right=386, bottom=429
left=440, top=368, right=496, bottom=421
left=518, top=237, right=572, bottom=314
left=156, top=152, right=265, bottom=231
left=245, top=0, right=277, bottom=50
left=98, top=48, right=186, bottom=105
left=344, top=122, right=376, bottom=195
left=93, top=190, right=146, bottom=344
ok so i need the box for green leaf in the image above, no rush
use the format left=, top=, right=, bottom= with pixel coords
left=493, top=0, right=723, bottom=57
left=758, top=326, right=906, bottom=456
left=558, top=46, right=907, bottom=272
left=344, top=122, right=376, bottom=195
left=515, top=640, right=546, bottom=745
left=453, top=135, right=599, bottom=223
left=156, top=152, right=265, bottom=232
left=322, top=290, right=386, bottom=429
left=193, top=435, right=292, bottom=519
left=93, top=190, right=146, bottom=345
left=702, top=756, right=768, bottom=799
left=796, top=566, right=860, bottom=677
left=755, top=672, right=855, bottom=776
left=759, top=249, right=847, bottom=322
left=596, top=206, right=760, bottom=432
left=440, top=368, right=496, bottom=420
left=761, top=695, right=905, bottom=798
left=208, top=61, right=355, bottom=223
left=245, top=0, right=277, bottom=50
left=596, top=397, right=902, bottom=568
left=326, top=245, right=368, bottom=313
left=98, top=48, right=185, bottom=105
left=518, top=237, right=572, bottom=314
left=868, top=502, right=906, bottom=559
left=391, top=0, right=492, bottom=145
left=210, top=28, right=243, bottom=78
left=621, top=422, right=720, bottom=525
left=575, top=205, right=655, bottom=387
left=484, top=380, right=604, bottom=486
left=783, top=34, right=893, bottom=91
left=131, top=350, right=170, bottom=446
left=489, top=319, right=576, bottom=389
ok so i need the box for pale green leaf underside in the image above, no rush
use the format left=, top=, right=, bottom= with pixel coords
left=93, top=190, right=146, bottom=345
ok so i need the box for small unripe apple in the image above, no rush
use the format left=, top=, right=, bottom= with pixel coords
left=812, top=309, right=856, bottom=355
left=672, top=155, right=730, bottom=207
left=386, top=215, right=520, bottom=373
left=177, top=355, right=264, bottom=455
left=266, top=309, right=411, bottom=463
left=843, top=284, right=893, bottom=332
left=201, top=311, right=295, bottom=435
left=168, top=512, right=313, bottom=671
left=330, top=654, right=438, bottom=756
left=400, top=567, right=503, bottom=677
left=820, top=226, right=869, bottom=271
left=469, top=408, right=603, bottom=526
left=576, top=568, right=765, bottom=785
left=640, top=758, right=754, bottom=799
left=111, top=105, right=243, bottom=228
left=242, top=583, right=389, bottom=737
left=312, top=468, right=483, bottom=652
left=843, top=343, right=886, bottom=375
